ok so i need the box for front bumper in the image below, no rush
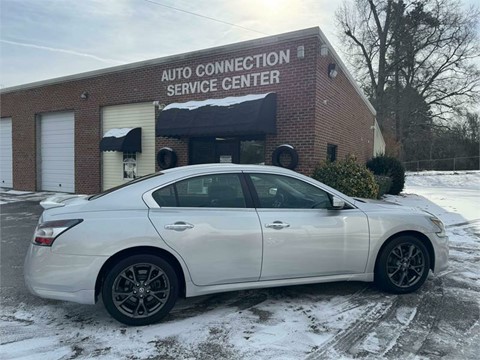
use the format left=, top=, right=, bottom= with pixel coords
left=24, top=244, right=108, bottom=305
left=430, top=233, right=449, bottom=273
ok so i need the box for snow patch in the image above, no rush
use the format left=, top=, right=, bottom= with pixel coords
left=163, top=93, right=271, bottom=111
left=3, top=190, right=34, bottom=195
left=103, top=128, right=134, bottom=138
left=362, top=332, right=381, bottom=353
left=406, top=171, right=480, bottom=190
left=395, top=306, right=417, bottom=325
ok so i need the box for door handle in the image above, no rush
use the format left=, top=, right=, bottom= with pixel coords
left=165, top=222, right=194, bottom=231
left=265, top=221, right=290, bottom=230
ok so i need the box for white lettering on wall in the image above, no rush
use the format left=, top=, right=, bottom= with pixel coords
left=162, top=49, right=290, bottom=96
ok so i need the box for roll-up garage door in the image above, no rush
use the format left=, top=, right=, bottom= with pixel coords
left=0, top=118, right=13, bottom=188
left=102, top=103, right=155, bottom=191
left=39, top=112, right=75, bottom=193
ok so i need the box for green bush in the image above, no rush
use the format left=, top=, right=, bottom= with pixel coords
left=366, top=156, right=405, bottom=195
left=374, top=175, right=392, bottom=198
left=312, top=155, right=379, bottom=199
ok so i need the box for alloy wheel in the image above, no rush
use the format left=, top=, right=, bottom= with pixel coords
left=112, top=263, right=171, bottom=318
left=386, top=243, right=426, bottom=288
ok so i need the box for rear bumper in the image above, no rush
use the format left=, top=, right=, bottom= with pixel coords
left=24, top=244, right=108, bottom=305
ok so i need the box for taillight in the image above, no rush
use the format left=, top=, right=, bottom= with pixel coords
left=33, top=219, right=83, bottom=246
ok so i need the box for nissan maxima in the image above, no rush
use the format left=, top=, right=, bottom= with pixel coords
left=24, top=164, right=449, bottom=326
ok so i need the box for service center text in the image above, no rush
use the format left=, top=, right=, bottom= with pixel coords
left=162, top=50, right=290, bottom=96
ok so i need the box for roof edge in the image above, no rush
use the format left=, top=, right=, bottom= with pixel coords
left=316, top=28, right=376, bottom=116
left=1, top=26, right=376, bottom=117
left=1, top=27, right=320, bottom=94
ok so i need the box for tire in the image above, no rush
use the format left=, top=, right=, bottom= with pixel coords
left=375, top=236, right=430, bottom=294
left=102, top=254, right=178, bottom=326
left=157, top=147, right=177, bottom=170
left=272, top=144, right=299, bottom=170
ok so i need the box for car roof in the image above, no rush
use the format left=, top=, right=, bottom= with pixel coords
left=161, top=163, right=297, bottom=176
left=87, top=163, right=356, bottom=210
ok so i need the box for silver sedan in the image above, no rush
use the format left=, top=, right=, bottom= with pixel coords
left=24, top=164, right=449, bottom=326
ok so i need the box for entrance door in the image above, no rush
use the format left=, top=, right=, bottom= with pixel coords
left=215, top=140, right=239, bottom=163
left=190, top=137, right=262, bottom=165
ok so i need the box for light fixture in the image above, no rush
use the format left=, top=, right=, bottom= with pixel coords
left=297, top=45, right=305, bottom=59
left=80, top=91, right=89, bottom=100
left=320, top=44, right=328, bottom=56
left=328, top=63, right=338, bottom=79
left=153, top=101, right=165, bottom=110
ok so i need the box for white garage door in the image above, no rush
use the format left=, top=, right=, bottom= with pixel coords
left=0, top=117, right=13, bottom=188
left=102, top=103, right=155, bottom=190
left=39, top=112, right=75, bottom=193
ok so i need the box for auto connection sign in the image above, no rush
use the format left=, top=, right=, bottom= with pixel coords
left=162, top=49, right=291, bottom=96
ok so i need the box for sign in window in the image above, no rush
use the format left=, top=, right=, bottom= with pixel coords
left=123, top=153, right=137, bottom=180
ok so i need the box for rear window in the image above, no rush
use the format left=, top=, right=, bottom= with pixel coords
left=89, top=172, right=164, bottom=200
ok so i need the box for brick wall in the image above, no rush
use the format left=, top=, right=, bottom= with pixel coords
left=0, top=32, right=374, bottom=194
left=314, top=50, right=375, bottom=166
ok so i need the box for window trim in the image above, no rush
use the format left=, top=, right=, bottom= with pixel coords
left=244, top=172, right=354, bottom=210
left=142, top=169, right=357, bottom=210
left=144, top=172, right=255, bottom=209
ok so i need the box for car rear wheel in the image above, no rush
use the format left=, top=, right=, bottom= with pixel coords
left=102, top=254, right=178, bottom=326
left=375, top=236, right=430, bottom=294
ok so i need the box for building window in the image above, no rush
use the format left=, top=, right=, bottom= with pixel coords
left=327, top=144, right=337, bottom=162
left=240, top=139, right=265, bottom=165
left=123, top=153, right=137, bottom=180
left=189, top=136, right=265, bottom=165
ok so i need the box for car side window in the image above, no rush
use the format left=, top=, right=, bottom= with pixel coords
left=248, top=173, right=332, bottom=209
left=152, top=174, right=247, bottom=208
left=152, top=184, right=176, bottom=207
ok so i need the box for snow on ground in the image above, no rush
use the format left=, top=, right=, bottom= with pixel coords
left=0, top=188, right=63, bottom=205
left=1, top=172, right=479, bottom=359
left=386, top=170, right=480, bottom=224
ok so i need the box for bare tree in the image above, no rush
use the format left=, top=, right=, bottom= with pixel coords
left=336, top=0, right=480, bottom=159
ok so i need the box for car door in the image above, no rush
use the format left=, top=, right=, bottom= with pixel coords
left=147, top=172, right=262, bottom=286
left=246, top=173, right=369, bottom=280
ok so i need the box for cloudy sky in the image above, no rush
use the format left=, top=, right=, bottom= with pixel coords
left=0, top=0, right=477, bottom=89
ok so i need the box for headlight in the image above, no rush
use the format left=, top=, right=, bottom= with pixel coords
left=429, top=217, right=446, bottom=237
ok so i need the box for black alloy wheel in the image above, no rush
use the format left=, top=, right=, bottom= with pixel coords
left=375, top=236, right=430, bottom=294
left=102, top=255, right=178, bottom=326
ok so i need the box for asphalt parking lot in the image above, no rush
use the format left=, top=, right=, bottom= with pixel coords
left=1, top=194, right=479, bottom=359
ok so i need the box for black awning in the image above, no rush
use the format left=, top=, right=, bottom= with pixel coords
left=100, top=127, right=142, bottom=152
left=156, top=93, right=277, bottom=137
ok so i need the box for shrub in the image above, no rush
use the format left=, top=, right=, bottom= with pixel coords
left=366, top=156, right=405, bottom=195
left=374, top=175, right=392, bottom=199
left=312, top=155, right=379, bottom=199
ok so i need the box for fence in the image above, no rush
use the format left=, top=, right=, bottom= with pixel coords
left=403, top=156, right=480, bottom=172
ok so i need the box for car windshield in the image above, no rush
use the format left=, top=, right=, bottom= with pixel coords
left=89, top=172, right=164, bottom=200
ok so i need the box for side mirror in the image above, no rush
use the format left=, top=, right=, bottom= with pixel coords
left=268, top=188, right=278, bottom=196
left=331, top=196, right=345, bottom=210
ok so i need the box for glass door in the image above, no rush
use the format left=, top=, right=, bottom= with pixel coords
left=215, top=139, right=239, bottom=163
left=189, top=136, right=264, bottom=165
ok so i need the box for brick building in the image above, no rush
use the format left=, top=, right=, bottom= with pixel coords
left=0, top=27, right=384, bottom=194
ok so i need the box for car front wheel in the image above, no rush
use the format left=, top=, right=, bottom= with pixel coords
left=375, top=236, right=430, bottom=294
left=102, top=254, right=178, bottom=326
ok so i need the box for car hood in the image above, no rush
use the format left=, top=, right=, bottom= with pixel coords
left=353, top=198, right=424, bottom=214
